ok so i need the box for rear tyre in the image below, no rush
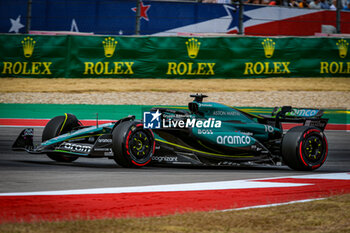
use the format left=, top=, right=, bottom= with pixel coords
left=42, top=113, right=80, bottom=162
left=282, top=126, right=328, bottom=171
left=112, top=121, right=155, bottom=168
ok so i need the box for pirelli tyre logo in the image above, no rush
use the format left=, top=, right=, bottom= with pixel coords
left=166, top=38, right=216, bottom=77
left=83, top=37, right=135, bottom=76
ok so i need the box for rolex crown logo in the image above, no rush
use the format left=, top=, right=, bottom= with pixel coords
left=336, top=39, right=349, bottom=58
left=186, top=38, right=201, bottom=59
left=262, top=38, right=275, bottom=58
left=102, top=37, right=118, bottom=58
left=21, top=37, right=36, bottom=58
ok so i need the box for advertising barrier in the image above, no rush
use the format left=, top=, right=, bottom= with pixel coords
left=0, top=34, right=349, bottom=78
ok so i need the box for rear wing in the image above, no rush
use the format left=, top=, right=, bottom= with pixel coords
left=271, top=107, right=324, bottom=118
left=259, top=106, right=328, bottom=131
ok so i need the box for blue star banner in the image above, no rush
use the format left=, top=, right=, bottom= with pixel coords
left=1, top=0, right=350, bottom=36
left=0, top=0, right=245, bottom=35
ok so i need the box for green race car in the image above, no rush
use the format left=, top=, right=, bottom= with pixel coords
left=13, top=94, right=328, bottom=171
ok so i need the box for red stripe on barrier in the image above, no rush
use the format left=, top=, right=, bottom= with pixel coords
left=0, top=119, right=50, bottom=126
left=0, top=178, right=349, bottom=223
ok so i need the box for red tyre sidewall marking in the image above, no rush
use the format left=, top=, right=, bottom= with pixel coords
left=322, top=135, right=328, bottom=164
left=299, top=140, right=308, bottom=166
left=125, top=131, right=132, bottom=156
left=303, top=129, right=320, bottom=137
left=132, top=159, right=151, bottom=166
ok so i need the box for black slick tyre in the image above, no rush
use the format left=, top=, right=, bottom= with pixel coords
left=42, top=113, right=80, bottom=162
left=282, top=126, right=328, bottom=171
left=112, top=121, right=155, bottom=168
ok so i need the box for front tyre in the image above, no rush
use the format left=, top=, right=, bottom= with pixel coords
left=42, top=113, right=81, bottom=162
left=112, top=121, right=155, bottom=168
left=282, top=126, right=328, bottom=171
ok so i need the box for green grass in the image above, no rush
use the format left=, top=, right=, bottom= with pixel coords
left=1, top=194, right=350, bottom=233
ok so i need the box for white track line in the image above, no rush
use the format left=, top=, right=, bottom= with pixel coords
left=220, top=198, right=327, bottom=212
left=1, top=172, right=350, bottom=197
left=287, top=173, right=350, bottom=180
left=253, top=172, right=350, bottom=181
left=0, top=180, right=309, bottom=196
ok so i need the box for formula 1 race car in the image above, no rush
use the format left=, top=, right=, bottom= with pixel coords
left=12, top=94, right=329, bottom=171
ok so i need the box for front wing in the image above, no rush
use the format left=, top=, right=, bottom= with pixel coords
left=12, top=128, right=115, bottom=158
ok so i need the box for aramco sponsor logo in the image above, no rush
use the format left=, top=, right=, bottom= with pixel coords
left=216, top=135, right=251, bottom=145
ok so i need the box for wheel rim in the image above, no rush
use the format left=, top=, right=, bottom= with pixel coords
left=302, top=135, right=325, bottom=164
left=128, top=131, right=152, bottom=161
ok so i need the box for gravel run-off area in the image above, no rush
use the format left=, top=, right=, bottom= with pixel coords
left=1, top=91, right=349, bottom=109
